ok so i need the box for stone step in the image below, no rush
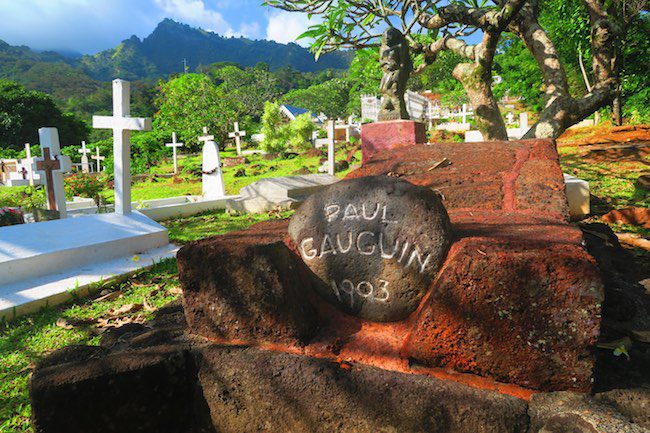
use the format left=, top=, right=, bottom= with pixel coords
left=0, top=211, right=169, bottom=288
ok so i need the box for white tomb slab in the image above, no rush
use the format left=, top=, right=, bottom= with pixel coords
left=228, top=174, right=339, bottom=214
left=200, top=127, right=226, bottom=199
left=93, top=79, right=152, bottom=215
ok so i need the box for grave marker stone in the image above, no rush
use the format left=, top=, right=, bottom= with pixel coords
left=165, top=132, right=184, bottom=174
left=24, top=143, right=34, bottom=185
left=91, top=147, right=105, bottom=173
left=520, top=112, right=529, bottom=130
left=506, top=112, right=515, bottom=125
left=327, top=120, right=335, bottom=176
left=33, top=128, right=72, bottom=218
left=228, top=122, right=246, bottom=156
left=199, top=126, right=225, bottom=198
left=289, top=176, right=453, bottom=321
left=93, top=79, right=152, bottom=215
left=78, top=141, right=90, bottom=173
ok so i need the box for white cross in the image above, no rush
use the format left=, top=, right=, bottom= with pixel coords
left=327, top=120, right=335, bottom=176
left=228, top=122, right=246, bottom=156
left=33, top=128, right=72, bottom=218
left=24, top=143, right=34, bottom=186
left=165, top=132, right=184, bottom=174
left=91, top=147, right=105, bottom=172
left=92, top=79, right=152, bottom=215
left=506, top=112, right=515, bottom=125
left=78, top=141, right=91, bottom=173
left=198, top=126, right=214, bottom=144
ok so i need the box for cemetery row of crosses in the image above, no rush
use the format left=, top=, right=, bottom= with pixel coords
left=0, top=13, right=649, bottom=432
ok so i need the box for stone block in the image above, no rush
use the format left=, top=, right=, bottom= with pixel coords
left=361, top=120, right=426, bottom=163
left=404, top=212, right=604, bottom=392
left=30, top=344, right=195, bottom=433
left=177, top=220, right=319, bottom=345
left=564, top=174, right=590, bottom=220
left=195, top=345, right=530, bottom=433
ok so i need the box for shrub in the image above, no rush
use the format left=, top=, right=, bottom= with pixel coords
left=0, top=206, right=24, bottom=226
left=65, top=173, right=105, bottom=207
left=260, top=101, right=315, bottom=153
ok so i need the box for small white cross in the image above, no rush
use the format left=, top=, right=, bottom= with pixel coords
left=78, top=141, right=89, bottom=156
left=165, top=132, right=184, bottom=174
left=91, top=147, right=105, bottom=172
left=198, top=126, right=214, bottom=144
left=92, top=79, right=152, bottom=215
left=228, top=122, right=246, bottom=156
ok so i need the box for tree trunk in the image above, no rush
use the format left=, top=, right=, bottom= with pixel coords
left=611, top=95, right=623, bottom=125
left=453, top=63, right=508, bottom=141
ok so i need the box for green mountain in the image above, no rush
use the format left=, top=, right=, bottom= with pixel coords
left=80, top=19, right=351, bottom=81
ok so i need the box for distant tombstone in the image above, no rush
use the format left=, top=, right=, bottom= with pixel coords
left=228, top=122, right=247, bottom=156
left=199, top=127, right=225, bottom=199
left=78, top=141, right=91, bottom=173
left=24, top=143, right=34, bottom=185
left=327, top=120, right=335, bottom=176
left=165, top=132, right=184, bottom=174
left=506, top=112, right=515, bottom=125
left=520, top=112, right=529, bottom=130
left=92, top=147, right=105, bottom=172
left=33, top=128, right=72, bottom=218
left=93, top=79, right=152, bottom=215
left=289, top=176, right=453, bottom=322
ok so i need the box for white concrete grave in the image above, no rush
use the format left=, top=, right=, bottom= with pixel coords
left=165, top=132, right=184, bottom=174
left=78, top=141, right=91, bottom=173
left=32, top=128, right=72, bottom=218
left=227, top=174, right=339, bottom=214
left=93, top=79, right=152, bottom=215
left=92, top=146, right=105, bottom=172
left=327, top=120, right=335, bottom=175
left=0, top=211, right=172, bottom=321
left=199, top=126, right=226, bottom=199
left=228, top=122, right=246, bottom=156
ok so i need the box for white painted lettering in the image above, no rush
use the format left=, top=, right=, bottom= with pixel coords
left=343, top=203, right=360, bottom=220
left=356, top=231, right=376, bottom=255
left=324, top=204, right=340, bottom=222
left=300, top=238, right=318, bottom=260
left=319, top=234, right=337, bottom=257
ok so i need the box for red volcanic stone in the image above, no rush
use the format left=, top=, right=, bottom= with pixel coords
left=177, top=220, right=319, bottom=346
left=404, top=211, right=604, bottom=392
left=348, top=140, right=570, bottom=220
left=602, top=206, right=650, bottom=229
left=361, top=120, right=426, bottom=163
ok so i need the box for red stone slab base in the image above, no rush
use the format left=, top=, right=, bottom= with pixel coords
left=176, top=139, right=603, bottom=393
left=361, top=120, right=426, bottom=163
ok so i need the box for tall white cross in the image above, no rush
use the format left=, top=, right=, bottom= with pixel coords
left=24, top=143, right=35, bottom=186
left=327, top=120, right=335, bottom=176
left=199, top=126, right=225, bottom=199
left=92, top=79, right=152, bottom=215
left=228, top=122, right=246, bottom=156
left=165, top=132, right=184, bottom=174
left=33, top=128, right=72, bottom=218
left=91, top=147, right=105, bottom=172
left=78, top=140, right=90, bottom=173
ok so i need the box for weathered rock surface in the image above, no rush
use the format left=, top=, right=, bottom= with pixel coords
left=222, top=156, right=248, bottom=167
left=527, top=392, right=649, bottom=433
left=289, top=176, right=453, bottom=321
left=348, top=139, right=569, bottom=220
left=404, top=211, right=604, bottom=392
left=177, top=220, right=319, bottom=345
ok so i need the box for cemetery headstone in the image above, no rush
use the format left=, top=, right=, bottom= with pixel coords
left=289, top=176, right=453, bottom=321
left=93, top=79, right=152, bottom=215
left=165, top=132, right=184, bottom=174
left=91, top=147, right=105, bottom=173
left=228, top=122, right=246, bottom=156
left=520, top=112, right=529, bottom=130
left=24, top=143, right=34, bottom=185
left=78, top=141, right=90, bottom=173
left=327, top=120, right=335, bottom=176
left=33, top=128, right=72, bottom=218
left=506, top=112, right=515, bottom=125
left=199, top=126, right=226, bottom=198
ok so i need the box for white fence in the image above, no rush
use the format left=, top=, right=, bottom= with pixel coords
left=361, top=92, right=474, bottom=124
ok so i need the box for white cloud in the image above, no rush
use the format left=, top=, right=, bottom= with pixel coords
left=153, top=0, right=232, bottom=34
left=266, top=11, right=315, bottom=46
left=225, top=21, right=261, bottom=39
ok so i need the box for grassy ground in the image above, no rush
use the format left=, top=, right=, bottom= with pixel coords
left=0, top=209, right=287, bottom=432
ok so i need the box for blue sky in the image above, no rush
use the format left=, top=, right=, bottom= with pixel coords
left=0, top=0, right=314, bottom=54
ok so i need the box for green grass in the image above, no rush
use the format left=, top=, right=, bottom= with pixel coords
left=0, top=210, right=280, bottom=432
